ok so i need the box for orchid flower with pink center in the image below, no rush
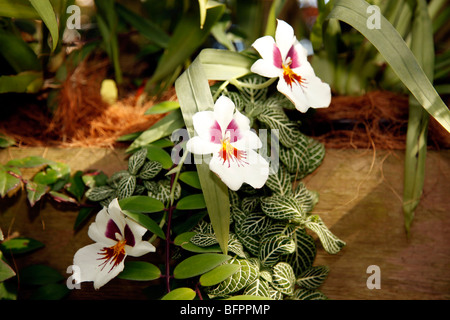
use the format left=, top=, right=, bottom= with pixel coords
left=186, top=96, right=269, bottom=191
left=73, top=199, right=155, bottom=289
left=251, top=19, right=331, bottom=113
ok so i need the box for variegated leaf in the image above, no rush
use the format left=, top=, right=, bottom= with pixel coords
left=207, top=258, right=259, bottom=298
left=227, top=233, right=247, bottom=258
left=138, top=160, right=162, bottom=179
left=241, top=196, right=260, bottom=213
left=243, top=279, right=271, bottom=298
left=305, top=137, right=325, bottom=175
left=190, top=233, right=218, bottom=247
left=231, top=205, right=246, bottom=225
left=278, top=135, right=310, bottom=175
left=282, top=227, right=316, bottom=275
left=236, top=212, right=272, bottom=236
left=269, top=288, right=283, bottom=300
left=257, top=102, right=302, bottom=148
left=293, top=182, right=316, bottom=215
left=117, top=175, right=136, bottom=199
left=86, top=185, right=116, bottom=202
left=128, top=147, right=148, bottom=175
left=296, top=265, right=330, bottom=290
left=272, top=262, right=296, bottom=296
left=304, top=215, right=346, bottom=255
left=107, top=170, right=131, bottom=188
left=265, top=165, right=292, bottom=196
left=261, top=195, right=305, bottom=221
left=259, top=233, right=295, bottom=268
left=236, top=233, right=260, bottom=257
left=290, top=288, right=328, bottom=300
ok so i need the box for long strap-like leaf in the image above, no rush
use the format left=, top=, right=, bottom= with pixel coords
left=175, top=56, right=230, bottom=254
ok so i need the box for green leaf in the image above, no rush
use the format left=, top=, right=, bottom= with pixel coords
left=161, top=287, right=196, bottom=300
left=243, top=279, right=271, bottom=298
left=290, top=288, right=328, bottom=300
left=297, top=265, right=330, bottom=290
left=236, top=212, right=271, bottom=236
left=117, top=261, right=161, bottom=281
left=175, top=55, right=231, bottom=254
left=0, top=0, right=40, bottom=19
left=224, top=295, right=273, bottom=300
left=258, top=233, right=295, bottom=268
left=127, top=110, right=185, bottom=153
left=128, top=148, right=148, bottom=175
left=282, top=228, right=317, bottom=275
left=403, top=0, right=434, bottom=234
left=328, top=0, right=450, bottom=133
left=304, top=215, right=346, bottom=254
left=122, top=210, right=165, bottom=240
left=30, top=283, right=69, bottom=300
left=0, top=257, right=15, bottom=282
left=272, top=262, right=296, bottom=296
left=115, top=2, right=169, bottom=48
left=19, top=264, right=63, bottom=286
left=119, top=196, right=165, bottom=213
left=149, top=3, right=225, bottom=86
left=6, top=156, right=54, bottom=168
left=174, top=232, right=221, bottom=253
left=278, top=135, right=310, bottom=176
left=0, top=71, right=43, bottom=94
left=86, top=185, right=116, bottom=202
left=117, top=175, right=136, bottom=200
left=0, top=32, right=41, bottom=73
left=145, top=101, right=180, bottom=115
left=29, top=0, right=59, bottom=51
left=199, top=263, right=241, bottom=286
left=176, top=194, right=206, bottom=210
left=0, top=133, right=15, bottom=148
left=66, top=171, right=85, bottom=201
left=26, top=181, right=50, bottom=207
left=207, top=258, right=259, bottom=298
left=0, top=237, right=44, bottom=255
left=257, top=104, right=302, bottom=149
left=265, top=165, right=292, bottom=196
left=261, top=195, right=305, bottom=221
left=198, top=49, right=253, bottom=81
left=173, top=253, right=231, bottom=279
left=0, top=166, right=21, bottom=197
left=145, top=146, right=173, bottom=170
left=179, top=171, right=202, bottom=189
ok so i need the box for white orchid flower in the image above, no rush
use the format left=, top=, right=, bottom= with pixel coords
left=251, top=19, right=331, bottom=113
left=186, top=96, right=269, bottom=191
left=73, top=199, right=155, bottom=289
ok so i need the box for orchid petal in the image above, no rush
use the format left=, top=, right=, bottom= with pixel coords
left=209, top=149, right=269, bottom=191
left=250, top=59, right=281, bottom=78
left=213, top=96, right=235, bottom=135
left=73, top=242, right=126, bottom=290
left=126, top=240, right=156, bottom=257
left=192, top=110, right=220, bottom=143
left=275, top=19, right=296, bottom=61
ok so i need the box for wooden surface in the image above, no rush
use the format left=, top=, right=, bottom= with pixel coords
left=1, top=147, right=449, bottom=300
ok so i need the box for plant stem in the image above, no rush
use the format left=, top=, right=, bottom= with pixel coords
left=165, top=167, right=177, bottom=293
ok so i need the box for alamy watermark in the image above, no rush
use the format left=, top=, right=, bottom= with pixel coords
left=366, top=265, right=381, bottom=289
left=367, top=5, right=381, bottom=30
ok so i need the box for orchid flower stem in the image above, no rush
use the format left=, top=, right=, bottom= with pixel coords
left=212, top=80, right=230, bottom=101
left=165, top=167, right=177, bottom=293
left=230, top=77, right=277, bottom=90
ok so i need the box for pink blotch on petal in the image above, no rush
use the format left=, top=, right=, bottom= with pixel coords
left=273, top=44, right=282, bottom=69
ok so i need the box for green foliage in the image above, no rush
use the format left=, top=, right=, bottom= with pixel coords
left=0, top=156, right=82, bottom=207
